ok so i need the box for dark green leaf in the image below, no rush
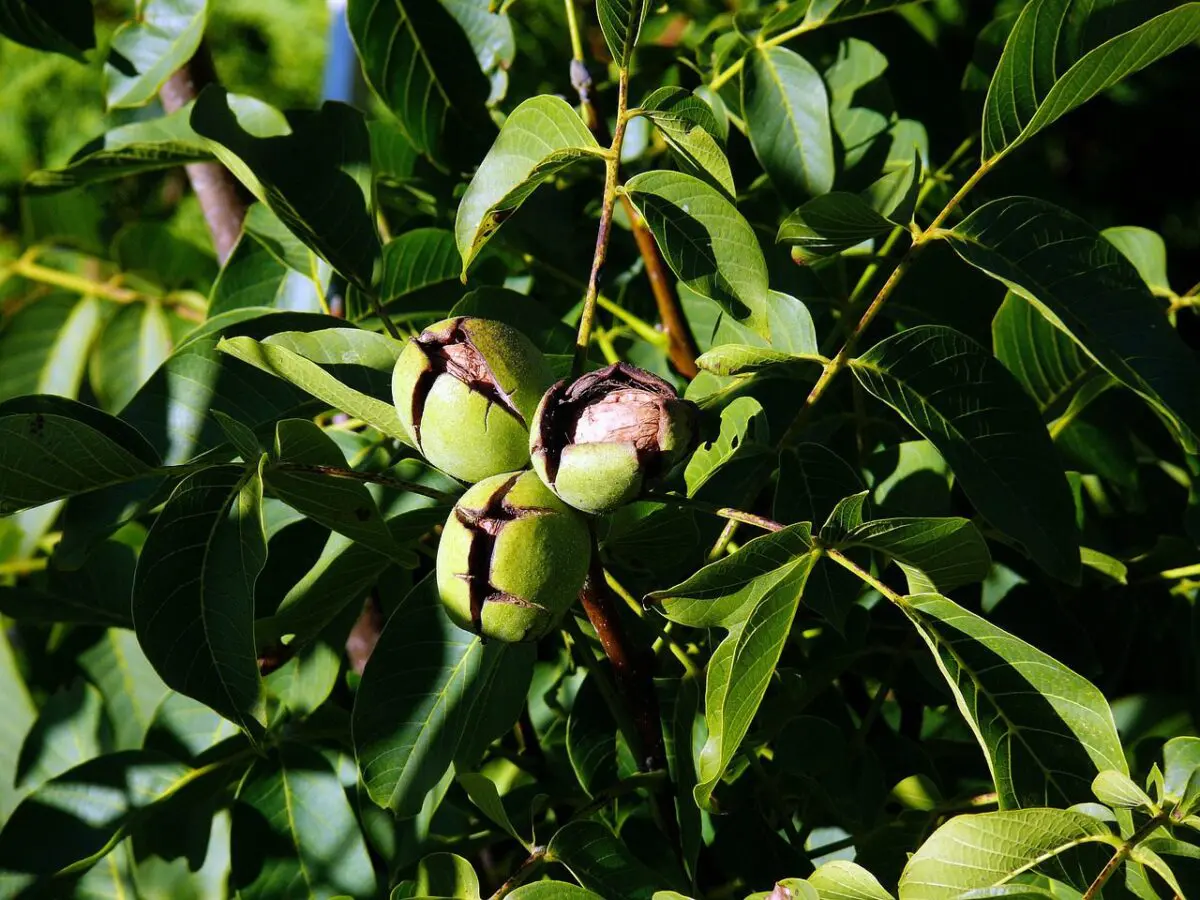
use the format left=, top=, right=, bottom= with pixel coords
left=850, top=325, right=1080, bottom=582
left=0, top=295, right=105, bottom=403
left=566, top=671, right=619, bottom=797
left=132, top=465, right=268, bottom=737
left=626, top=170, right=770, bottom=337
left=353, top=576, right=534, bottom=817
left=641, top=86, right=734, bottom=196
left=948, top=197, right=1200, bottom=451
left=347, top=0, right=493, bottom=161
left=982, top=0, right=1200, bottom=159
left=192, top=87, right=380, bottom=290
left=79, top=629, right=170, bottom=752
left=774, top=443, right=863, bottom=526
left=0, top=631, right=35, bottom=822
left=684, top=396, right=772, bottom=502
left=742, top=45, right=834, bottom=201
left=16, top=680, right=104, bottom=790
left=26, top=103, right=210, bottom=191
left=837, top=518, right=992, bottom=594
left=819, top=491, right=869, bottom=543
left=105, top=0, right=206, bottom=108
left=266, top=418, right=409, bottom=564
left=233, top=744, right=376, bottom=899
left=991, top=292, right=1094, bottom=413
left=597, top=0, right=648, bottom=66
left=0, top=751, right=198, bottom=883
left=901, top=593, right=1128, bottom=809
left=0, top=0, right=93, bottom=60
left=455, top=95, right=604, bottom=274
left=0, top=395, right=160, bottom=514
left=457, top=772, right=527, bottom=846
left=380, top=227, right=461, bottom=306
left=90, top=301, right=179, bottom=413
left=547, top=820, right=664, bottom=900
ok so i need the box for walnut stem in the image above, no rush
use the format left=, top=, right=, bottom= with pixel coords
left=158, top=41, right=247, bottom=264
left=577, top=539, right=682, bottom=856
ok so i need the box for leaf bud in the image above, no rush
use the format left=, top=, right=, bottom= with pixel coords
left=530, top=362, right=699, bottom=514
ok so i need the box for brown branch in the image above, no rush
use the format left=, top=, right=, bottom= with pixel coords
left=577, top=542, right=682, bottom=854
left=159, top=41, right=247, bottom=264
left=569, top=59, right=700, bottom=378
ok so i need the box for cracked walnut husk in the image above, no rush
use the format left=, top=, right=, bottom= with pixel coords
left=530, top=362, right=699, bottom=515
left=391, top=317, right=555, bottom=483
left=436, top=470, right=591, bottom=642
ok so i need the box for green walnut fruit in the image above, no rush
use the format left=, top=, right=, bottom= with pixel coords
left=437, top=470, right=591, bottom=642
left=530, top=362, right=699, bottom=515
left=392, top=317, right=554, bottom=483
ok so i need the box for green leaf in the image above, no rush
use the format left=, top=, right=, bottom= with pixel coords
left=650, top=523, right=813, bottom=626
left=695, top=344, right=824, bottom=377
left=90, top=301, right=178, bottom=413
left=774, top=443, right=863, bottom=526
left=695, top=549, right=818, bottom=808
left=232, top=744, right=377, bottom=900
left=837, top=517, right=992, bottom=594
left=266, top=419, right=410, bottom=564
left=0, top=630, right=35, bottom=822
left=0, top=0, right=94, bottom=60
left=455, top=95, right=604, bottom=275
left=809, top=860, right=895, bottom=900
left=566, top=670, right=619, bottom=797
left=597, top=0, right=648, bottom=65
left=850, top=325, right=1081, bottom=583
left=264, top=639, right=341, bottom=717
left=0, top=751, right=199, bottom=883
left=899, top=809, right=1116, bottom=900
left=742, top=45, right=835, bottom=201
left=547, top=820, right=665, bottom=900
left=353, top=576, right=534, bottom=817
left=0, top=395, right=161, bottom=514
left=641, top=86, right=734, bottom=197
left=684, top=396, right=771, bottom=501
left=991, top=292, right=1095, bottom=413
left=819, top=491, right=869, bottom=543
left=510, top=884, right=603, bottom=900
left=105, top=0, right=206, bottom=108
left=347, top=0, right=493, bottom=161
left=1104, top=226, right=1171, bottom=296
left=191, top=87, right=380, bottom=290
left=625, top=170, right=770, bottom=338
left=16, top=680, right=104, bottom=790
left=901, top=593, right=1128, bottom=809
left=402, top=852, right=482, bottom=899
left=1092, top=770, right=1155, bottom=811
left=118, top=311, right=337, bottom=466
left=982, top=0, right=1200, bottom=159
left=1163, top=737, right=1200, bottom=808
left=803, top=0, right=920, bottom=27
left=146, top=691, right=239, bottom=759
left=79, top=629, right=171, bottom=752
left=380, top=227, right=462, bottom=307
left=218, top=334, right=409, bottom=444
left=132, top=464, right=268, bottom=737
left=948, top=197, right=1200, bottom=451
left=777, top=154, right=920, bottom=259
left=0, top=295, right=105, bottom=403
left=457, top=772, right=528, bottom=847
left=25, top=103, right=210, bottom=191
left=0, top=539, right=137, bottom=627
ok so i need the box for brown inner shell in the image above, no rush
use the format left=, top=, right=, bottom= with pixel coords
left=534, top=362, right=686, bottom=486
left=409, top=318, right=524, bottom=446
left=454, top=474, right=547, bottom=639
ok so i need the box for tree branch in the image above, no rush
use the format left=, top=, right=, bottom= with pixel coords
left=158, top=41, right=247, bottom=264
left=577, top=540, right=682, bottom=855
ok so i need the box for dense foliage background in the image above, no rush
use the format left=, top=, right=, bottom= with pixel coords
left=1, top=1, right=1199, bottom=899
